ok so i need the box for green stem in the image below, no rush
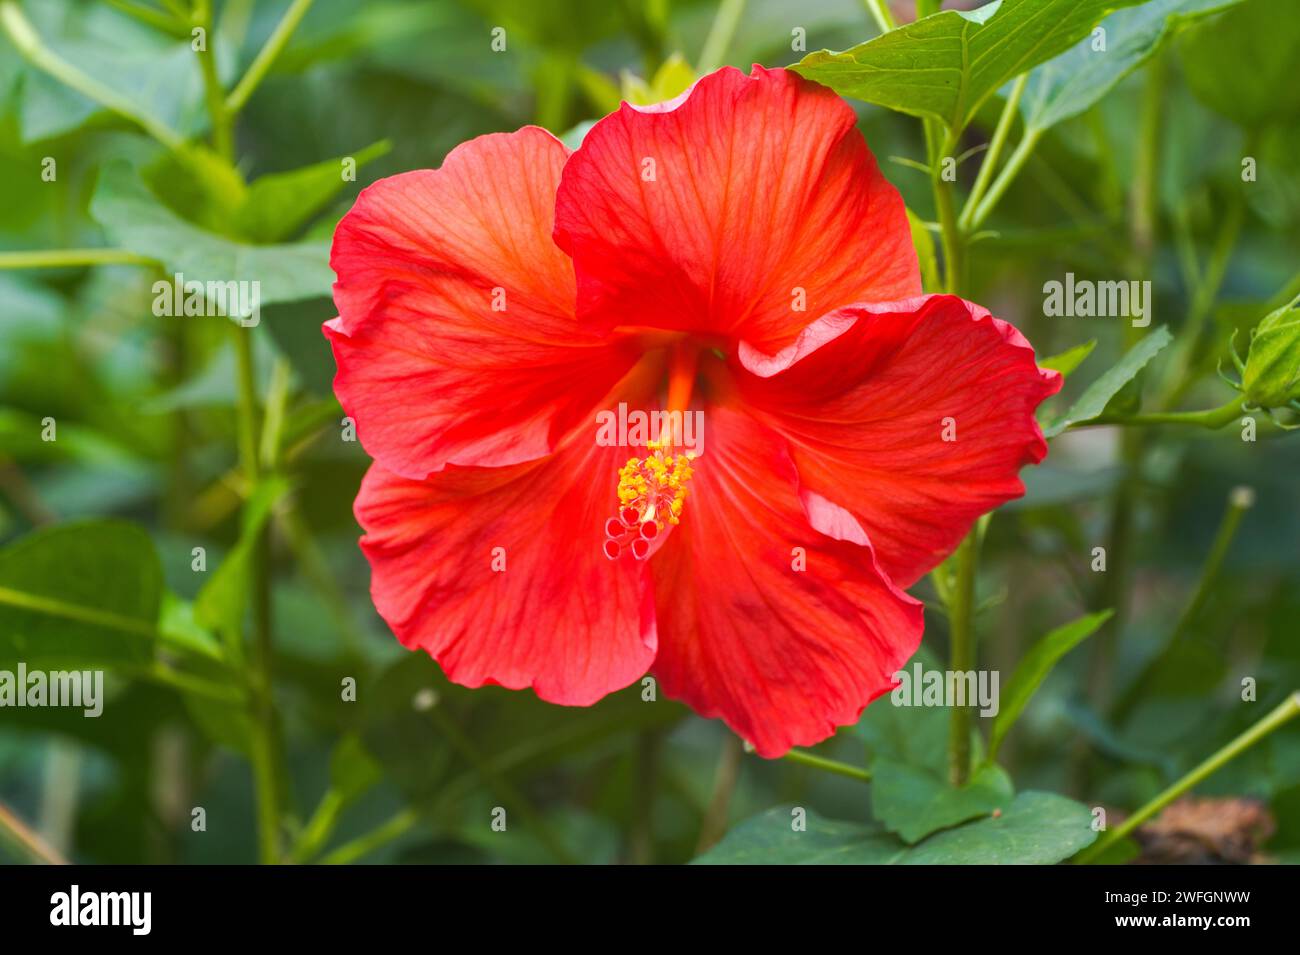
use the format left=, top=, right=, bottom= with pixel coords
left=946, top=532, right=978, bottom=786
left=1077, top=395, right=1248, bottom=430
left=0, top=249, right=157, bottom=269
left=225, top=0, right=315, bottom=115
left=0, top=1, right=184, bottom=151
left=320, top=809, right=418, bottom=865
left=779, top=748, right=872, bottom=783
left=863, top=0, right=895, bottom=33
left=1077, top=691, right=1300, bottom=863
left=290, top=786, right=350, bottom=863
left=967, top=127, right=1041, bottom=231
left=194, top=0, right=233, bottom=161
left=232, top=325, right=284, bottom=864
left=960, top=74, right=1027, bottom=231
left=696, top=0, right=746, bottom=73
left=932, top=131, right=964, bottom=294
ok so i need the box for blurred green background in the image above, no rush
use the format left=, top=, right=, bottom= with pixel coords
left=0, top=0, right=1297, bottom=864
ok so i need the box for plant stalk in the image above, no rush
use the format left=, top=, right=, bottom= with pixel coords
left=1077, top=691, right=1300, bottom=863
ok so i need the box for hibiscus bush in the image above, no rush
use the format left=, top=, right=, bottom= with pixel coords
left=0, top=0, right=1297, bottom=867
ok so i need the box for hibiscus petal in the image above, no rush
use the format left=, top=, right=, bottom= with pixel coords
left=356, top=436, right=657, bottom=705
left=328, top=126, right=637, bottom=480
left=553, top=66, right=919, bottom=355
left=649, top=404, right=923, bottom=757
left=738, top=295, right=1062, bottom=588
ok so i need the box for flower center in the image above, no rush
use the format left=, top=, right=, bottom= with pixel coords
left=603, top=343, right=699, bottom=561
left=603, top=440, right=695, bottom=560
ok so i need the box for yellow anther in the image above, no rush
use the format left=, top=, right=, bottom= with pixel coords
left=613, top=439, right=697, bottom=532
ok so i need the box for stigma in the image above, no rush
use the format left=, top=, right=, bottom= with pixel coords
left=603, top=438, right=695, bottom=560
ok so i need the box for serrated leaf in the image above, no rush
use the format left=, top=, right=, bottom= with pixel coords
left=988, top=610, right=1113, bottom=761
left=1020, top=0, right=1245, bottom=135
left=694, top=792, right=1096, bottom=864
left=1043, top=325, right=1172, bottom=436
left=792, top=0, right=1147, bottom=133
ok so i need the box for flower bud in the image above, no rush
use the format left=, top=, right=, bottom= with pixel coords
left=1242, top=299, right=1300, bottom=408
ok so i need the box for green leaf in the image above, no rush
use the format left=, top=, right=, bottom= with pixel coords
left=792, top=0, right=1147, bottom=133
left=0, top=520, right=161, bottom=668
left=1178, top=0, right=1300, bottom=129
left=988, top=610, right=1113, bottom=761
left=1039, top=339, right=1096, bottom=377
left=1043, top=325, right=1172, bottom=436
left=4, top=0, right=215, bottom=144
left=1020, top=0, right=1245, bottom=135
left=693, top=808, right=900, bottom=864
left=907, top=791, right=1096, bottom=863
left=90, top=162, right=335, bottom=317
left=694, top=792, right=1096, bottom=864
left=232, top=141, right=390, bottom=244
left=871, top=758, right=1014, bottom=843
left=141, top=144, right=248, bottom=238
left=195, top=478, right=291, bottom=637
left=852, top=645, right=947, bottom=773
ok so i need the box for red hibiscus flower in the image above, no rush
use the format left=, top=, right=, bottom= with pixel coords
left=324, top=66, right=1060, bottom=757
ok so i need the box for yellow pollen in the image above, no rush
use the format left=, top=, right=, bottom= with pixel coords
left=616, top=443, right=694, bottom=526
